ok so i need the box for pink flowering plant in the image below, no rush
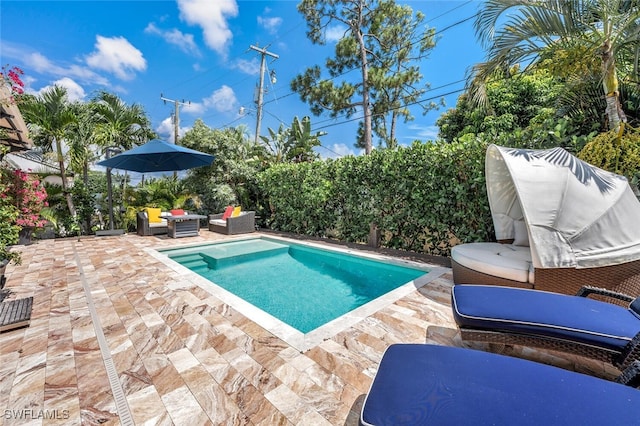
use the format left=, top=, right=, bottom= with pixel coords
left=1, top=65, right=25, bottom=142
left=3, top=169, right=48, bottom=228
left=1, top=65, right=25, bottom=98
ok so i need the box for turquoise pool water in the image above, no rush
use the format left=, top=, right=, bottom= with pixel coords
left=161, top=238, right=427, bottom=333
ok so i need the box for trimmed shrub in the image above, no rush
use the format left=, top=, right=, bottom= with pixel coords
left=257, top=137, right=493, bottom=257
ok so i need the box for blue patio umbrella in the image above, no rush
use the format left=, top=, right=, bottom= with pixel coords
left=96, top=139, right=214, bottom=231
left=97, top=139, right=214, bottom=173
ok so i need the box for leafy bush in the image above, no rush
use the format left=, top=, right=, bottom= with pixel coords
left=0, top=171, right=21, bottom=264
left=577, top=126, right=640, bottom=192
left=257, top=137, right=493, bottom=257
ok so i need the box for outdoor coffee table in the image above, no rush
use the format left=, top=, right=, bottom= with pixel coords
left=166, top=214, right=207, bottom=238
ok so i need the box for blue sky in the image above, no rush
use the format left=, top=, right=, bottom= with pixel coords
left=1, top=0, right=485, bottom=158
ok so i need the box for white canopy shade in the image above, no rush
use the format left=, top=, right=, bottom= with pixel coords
left=485, top=144, right=640, bottom=269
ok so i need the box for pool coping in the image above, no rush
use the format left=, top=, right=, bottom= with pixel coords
left=146, top=234, right=448, bottom=352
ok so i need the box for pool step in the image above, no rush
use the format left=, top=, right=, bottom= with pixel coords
left=170, top=253, right=205, bottom=269
left=200, top=240, right=289, bottom=270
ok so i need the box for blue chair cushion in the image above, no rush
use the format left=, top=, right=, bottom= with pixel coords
left=360, top=344, right=640, bottom=426
left=451, top=285, right=640, bottom=351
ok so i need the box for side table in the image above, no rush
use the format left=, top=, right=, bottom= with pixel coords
left=166, top=215, right=207, bottom=238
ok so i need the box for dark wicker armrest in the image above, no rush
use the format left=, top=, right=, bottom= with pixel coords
left=615, top=360, right=640, bottom=389
left=137, top=211, right=150, bottom=236
left=575, top=285, right=634, bottom=303
left=616, top=331, right=640, bottom=370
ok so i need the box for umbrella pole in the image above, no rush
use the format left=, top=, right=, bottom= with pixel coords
left=107, top=167, right=114, bottom=230
left=104, top=147, right=121, bottom=231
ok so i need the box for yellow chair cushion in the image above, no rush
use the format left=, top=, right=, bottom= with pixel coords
left=231, top=206, right=242, bottom=217
left=145, top=207, right=162, bottom=223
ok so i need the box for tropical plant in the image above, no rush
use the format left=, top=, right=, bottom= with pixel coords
left=578, top=126, right=640, bottom=195
left=260, top=116, right=325, bottom=164
left=439, top=67, right=564, bottom=142
left=181, top=120, right=263, bottom=212
left=0, top=152, right=21, bottom=265
left=91, top=91, right=154, bottom=151
left=470, top=0, right=640, bottom=132
left=4, top=169, right=48, bottom=228
left=20, top=85, right=77, bottom=217
left=132, top=176, right=201, bottom=211
left=438, top=67, right=597, bottom=151
left=91, top=91, right=154, bottom=229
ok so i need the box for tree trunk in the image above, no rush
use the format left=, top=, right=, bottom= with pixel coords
left=389, top=111, right=398, bottom=149
left=83, top=162, right=91, bottom=234
left=601, top=39, right=626, bottom=131
left=55, top=139, right=76, bottom=217
left=354, top=1, right=372, bottom=154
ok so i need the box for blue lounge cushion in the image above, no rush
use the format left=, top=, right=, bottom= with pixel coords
left=360, top=344, right=640, bottom=426
left=451, top=285, right=640, bottom=350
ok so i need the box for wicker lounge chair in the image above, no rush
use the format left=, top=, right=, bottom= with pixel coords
left=208, top=211, right=255, bottom=235
left=0, top=296, right=33, bottom=332
left=451, top=284, right=640, bottom=369
left=451, top=244, right=640, bottom=298
left=360, top=344, right=640, bottom=426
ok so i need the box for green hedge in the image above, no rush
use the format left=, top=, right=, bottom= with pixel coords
left=257, top=137, right=494, bottom=257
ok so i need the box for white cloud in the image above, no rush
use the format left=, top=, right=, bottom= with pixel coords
left=38, top=77, right=87, bottom=102
left=320, top=143, right=360, bottom=159
left=182, top=101, right=205, bottom=115
left=85, top=35, right=146, bottom=80
left=173, top=85, right=237, bottom=117
left=23, top=51, right=109, bottom=86
left=257, top=16, right=282, bottom=35
left=326, top=25, right=346, bottom=42
left=233, top=58, right=260, bottom=75
left=203, top=85, right=237, bottom=113
left=405, top=124, right=439, bottom=142
left=144, top=23, right=201, bottom=57
left=156, top=116, right=190, bottom=143
left=177, top=0, right=238, bottom=55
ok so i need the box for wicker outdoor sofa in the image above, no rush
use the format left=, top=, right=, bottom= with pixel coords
left=208, top=211, right=255, bottom=235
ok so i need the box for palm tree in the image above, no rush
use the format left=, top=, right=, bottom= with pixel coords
left=91, top=91, right=153, bottom=151
left=91, top=91, right=154, bottom=228
left=67, top=102, right=98, bottom=184
left=470, top=0, right=640, bottom=132
left=21, top=85, right=77, bottom=216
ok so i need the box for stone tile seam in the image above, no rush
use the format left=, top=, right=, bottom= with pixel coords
left=72, top=242, right=134, bottom=426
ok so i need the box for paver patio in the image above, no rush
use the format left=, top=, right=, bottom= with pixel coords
left=0, top=231, right=619, bottom=425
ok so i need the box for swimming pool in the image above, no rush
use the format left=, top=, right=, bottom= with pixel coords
left=153, top=236, right=446, bottom=351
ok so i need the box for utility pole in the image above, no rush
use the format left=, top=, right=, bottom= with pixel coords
left=161, top=94, right=190, bottom=178
left=160, top=94, right=190, bottom=145
left=250, top=45, right=278, bottom=143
